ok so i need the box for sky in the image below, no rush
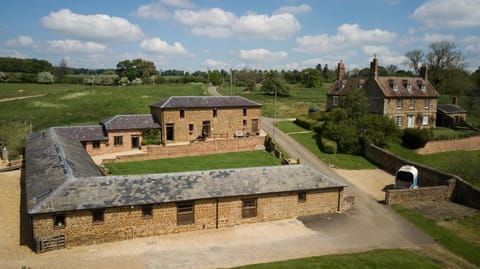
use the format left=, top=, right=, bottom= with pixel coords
left=0, top=0, right=479, bottom=72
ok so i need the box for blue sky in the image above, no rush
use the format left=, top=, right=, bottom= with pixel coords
left=1, top=0, right=479, bottom=72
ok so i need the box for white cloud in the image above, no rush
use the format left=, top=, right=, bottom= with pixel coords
left=233, top=13, right=300, bottom=40
left=462, top=35, right=480, bottom=44
left=160, top=0, right=194, bottom=8
left=174, top=8, right=235, bottom=26
left=274, top=4, right=312, bottom=15
left=133, top=2, right=170, bottom=21
left=41, top=9, right=143, bottom=42
left=238, top=49, right=287, bottom=62
left=362, top=45, right=407, bottom=67
left=191, top=26, right=231, bottom=38
left=47, top=39, right=107, bottom=54
left=140, top=37, right=188, bottom=56
left=295, top=34, right=345, bottom=53
left=423, top=33, right=456, bottom=43
left=203, top=58, right=230, bottom=69
left=5, top=35, right=35, bottom=47
left=412, top=0, right=480, bottom=28
left=338, top=24, right=397, bottom=43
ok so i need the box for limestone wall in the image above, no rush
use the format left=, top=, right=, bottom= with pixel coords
left=417, top=136, right=480, bottom=154
left=385, top=185, right=453, bottom=206
left=32, top=188, right=343, bottom=247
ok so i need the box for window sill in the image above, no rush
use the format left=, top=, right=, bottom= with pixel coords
left=92, top=221, right=104, bottom=225
left=54, top=225, right=65, bottom=230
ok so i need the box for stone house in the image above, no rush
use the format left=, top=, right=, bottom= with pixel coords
left=25, top=128, right=345, bottom=251
left=327, top=58, right=439, bottom=128
left=149, top=96, right=262, bottom=144
left=436, top=97, right=468, bottom=128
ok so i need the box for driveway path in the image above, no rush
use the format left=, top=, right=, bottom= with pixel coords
left=0, top=94, right=46, bottom=103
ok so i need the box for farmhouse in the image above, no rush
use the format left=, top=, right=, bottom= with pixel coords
left=25, top=127, right=345, bottom=251
left=327, top=57, right=439, bottom=128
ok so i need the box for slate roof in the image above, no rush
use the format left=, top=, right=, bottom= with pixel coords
left=25, top=128, right=103, bottom=214
left=328, top=77, right=366, bottom=95
left=373, top=77, right=439, bottom=98
left=438, top=104, right=467, bottom=114
left=28, top=165, right=345, bottom=214
left=100, top=114, right=160, bottom=131
left=150, top=96, right=261, bottom=109
left=53, top=126, right=108, bottom=141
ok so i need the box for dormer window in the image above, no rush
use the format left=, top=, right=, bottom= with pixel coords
left=406, top=83, right=412, bottom=91
left=393, top=84, right=398, bottom=91
left=421, top=85, right=426, bottom=91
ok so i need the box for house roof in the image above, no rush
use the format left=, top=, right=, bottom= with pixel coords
left=149, top=96, right=261, bottom=109
left=100, top=114, right=160, bottom=131
left=437, top=104, right=467, bottom=114
left=373, top=77, right=439, bottom=98
left=27, top=164, right=345, bottom=214
left=327, top=77, right=366, bottom=96
left=53, top=126, right=108, bottom=141
left=25, top=128, right=104, bottom=214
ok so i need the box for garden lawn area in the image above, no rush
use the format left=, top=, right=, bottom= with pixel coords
left=387, top=142, right=480, bottom=187
left=0, top=83, right=205, bottom=158
left=275, top=120, right=312, bottom=134
left=104, top=151, right=281, bottom=175
left=393, top=205, right=480, bottom=267
left=232, top=249, right=441, bottom=269
left=216, top=84, right=330, bottom=118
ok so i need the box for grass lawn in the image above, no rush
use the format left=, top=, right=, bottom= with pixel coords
left=393, top=205, right=480, bottom=267
left=0, top=83, right=205, bottom=158
left=105, top=151, right=281, bottom=174
left=275, top=120, right=311, bottom=134
left=217, top=84, right=329, bottom=118
left=232, top=249, right=441, bottom=269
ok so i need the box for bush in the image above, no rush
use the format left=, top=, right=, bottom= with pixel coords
left=141, top=129, right=161, bottom=145
left=131, top=77, right=143, bottom=85
left=37, top=71, right=54, bottom=84
left=318, top=137, right=337, bottom=154
left=294, top=115, right=318, bottom=130
left=402, top=128, right=432, bottom=149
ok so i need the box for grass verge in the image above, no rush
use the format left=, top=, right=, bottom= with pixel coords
left=232, top=249, right=441, bottom=269
left=275, top=120, right=312, bottom=134
left=105, top=151, right=281, bottom=175
left=392, top=205, right=480, bottom=267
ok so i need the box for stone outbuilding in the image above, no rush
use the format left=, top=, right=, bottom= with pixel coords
left=436, top=97, right=468, bottom=128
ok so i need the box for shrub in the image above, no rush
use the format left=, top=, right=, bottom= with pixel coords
left=0, top=71, right=5, bottom=82
left=318, top=137, right=337, bottom=154
left=131, top=77, right=143, bottom=85
left=37, top=71, right=54, bottom=84
left=294, top=115, right=318, bottom=130
left=141, top=129, right=161, bottom=145
left=402, top=128, right=432, bottom=149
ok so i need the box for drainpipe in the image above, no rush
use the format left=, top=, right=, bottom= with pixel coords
left=215, top=198, right=219, bottom=229
left=337, top=188, right=342, bottom=212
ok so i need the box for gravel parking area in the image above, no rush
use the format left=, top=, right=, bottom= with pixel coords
left=334, top=169, right=395, bottom=201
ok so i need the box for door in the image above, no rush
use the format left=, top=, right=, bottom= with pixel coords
left=166, top=123, right=174, bottom=141
left=407, top=115, right=415, bottom=128
left=202, top=121, right=211, bottom=137
left=131, top=136, right=139, bottom=148
left=252, top=119, right=259, bottom=134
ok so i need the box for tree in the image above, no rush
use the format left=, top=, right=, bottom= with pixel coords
left=342, top=87, right=368, bottom=118
left=405, top=49, right=425, bottom=74
left=261, top=71, right=290, bottom=96
left=0, top=71, right=5, bottom=82
left=300, top=68, right=322, bottom=88
left=37, top=72, right=54, bottom=84
left=116, top=59, right=157, bottom=81
left=55, top=58, right=70, bottom=81
left=427, top=41, right=465, bottom=70
left=465, top=67, right=480, bottom=114
left=208, top=70, right=223, bottom=86
left=386, top=64, right=398, bottom=75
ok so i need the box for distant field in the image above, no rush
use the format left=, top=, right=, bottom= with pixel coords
left=217, top=84, right=329, bottom=118
left=104, top=151, right=281, bottom=174
left=0, top=83, right=205, bottom=158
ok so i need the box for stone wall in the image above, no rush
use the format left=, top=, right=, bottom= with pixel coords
left=363, top=143, right=480, bottom=209
left=417, top=136, right=480, bottom=154
left=102, top=136, right=265, bottom=163
left=385, top=184, right=454, bottom=206
left=33, top=188, right=343, bottom=248
left=383, top=97, right=437, bottom=128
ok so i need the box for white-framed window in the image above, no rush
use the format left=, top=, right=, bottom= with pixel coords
left=332, top=96, right=339, bottom=106
left=393, top=84, right=398, bottom=91
left=409, top=98, right=415, bottom=109
left=406, top=83, right=412, bottom=91
left=113, top=136, right=123, bottom=146
left=421, top=85, right=426, bottom=91
left=395, top=116, right=402, bottom=127
left=424, top=98, right=430, bottom=108
left=396, top=99, right=402, bottom=109
left=422, top=115, right=429, bottom=125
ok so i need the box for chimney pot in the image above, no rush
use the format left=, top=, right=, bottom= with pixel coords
left=337, top=60, right=345, bottom=81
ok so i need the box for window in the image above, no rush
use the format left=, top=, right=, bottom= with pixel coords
left=92, top=210, right=104, bottom=223
left=396, top=99, right=402, bottom=109
left=177, top=203, right=194, bottom=225
left=92, top=141, right=100, bottom=148
left=298, top=192, right=307, bottom=203
left=213, top=108, right=217, bottom=118
left=422, top=115, right=429, bottom=125
left=395, top=116, right=402, bottom=127
left=113, top=136, right=123, bottom=146
left=407, top=83, right=412, bottom=91
left=409, top=98, right=415, bottom=109
left=243, top=107, right=247, bottom=116
left=421, top=85, right=426, bottom=91
left=242, top=199, right=257, bottom=219
left=393, top=84, right=398, bottom=91
left=166, top=123, right=174, bottom=141
left=142, top=205, right=153, bottom=218
left=243, top=120, right=247, bottom=130
left=424, top=98, right=430, bottom=108
left=332, top=96, right=339, bottom=106
left=189, top=123, right=194, bottom=132
left=54, top=214, right=65, bottom=228
left=180, top=109, right=185, bottom=119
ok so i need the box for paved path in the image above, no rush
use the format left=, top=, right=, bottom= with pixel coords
left=0, top=94, right=46, bottom=103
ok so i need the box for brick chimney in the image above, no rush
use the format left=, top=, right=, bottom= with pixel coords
left=452, top=97, right=458, bottom=105
left=337, top=60, right=345, bottom=81
left=370, top=55, right=378, bottom=78
left=420, top=64, right=428, bottom=80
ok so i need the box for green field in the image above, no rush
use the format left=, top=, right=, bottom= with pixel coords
left=104, top=151, right=281, bottom=175
left=217, top=84, right=329, bottom=118
left=0, top=83, right=205, bottom=158
left=232, top=249, right=441, bottom=269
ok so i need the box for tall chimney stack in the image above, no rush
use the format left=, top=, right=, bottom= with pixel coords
left=337, top=60, right=345, bottom=81
left=452, top=97, right=458, bottom=105
left=420, top=64, right=428, bottom=80
left=370, top=55, right=378, bottom=78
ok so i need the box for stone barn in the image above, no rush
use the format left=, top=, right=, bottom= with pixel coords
left=25, top=128, right=345, bottom=251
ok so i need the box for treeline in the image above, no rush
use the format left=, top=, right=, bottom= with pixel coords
left=0, top=57, right=53, bottom=73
